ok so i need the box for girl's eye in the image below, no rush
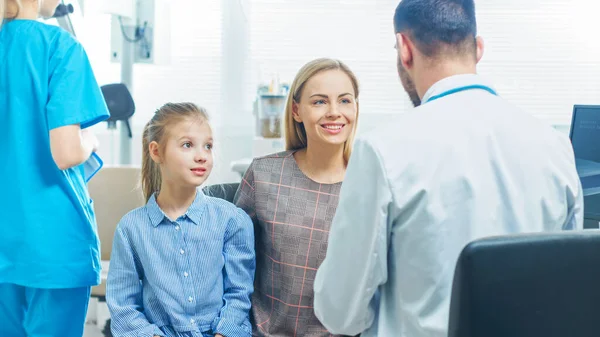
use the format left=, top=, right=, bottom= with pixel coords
left=182, top=142, right=192, bottom=149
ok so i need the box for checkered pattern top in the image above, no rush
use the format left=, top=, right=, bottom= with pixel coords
left=234, top=151, right=344, bottom=337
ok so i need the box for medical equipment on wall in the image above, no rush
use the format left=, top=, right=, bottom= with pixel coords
left=53, top=0, right=171, bottom=165
left=252, top=78, right=288, bottom=157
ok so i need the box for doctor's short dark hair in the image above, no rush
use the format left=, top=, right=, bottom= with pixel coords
left=393, top=0, right=478, bottom=58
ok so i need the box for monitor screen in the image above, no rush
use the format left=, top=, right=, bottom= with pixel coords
left=570, top=105, right=600, bottom=218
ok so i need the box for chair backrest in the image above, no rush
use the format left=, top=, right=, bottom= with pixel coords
left=202, top=183, right=240, bottom=203
left=101, top=83, right=135, bottom=122
left=448, top=231, right=600, bottom=337
left=88, top=166, right=145, bottom=261
left=101, top=83, right=135, bottom=137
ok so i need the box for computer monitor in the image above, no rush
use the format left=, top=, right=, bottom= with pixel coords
left=569, top=105, right=600, bottom=221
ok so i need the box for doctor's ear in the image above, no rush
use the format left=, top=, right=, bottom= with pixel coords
left=397, top=33, right=414, bottom=69
left=475, top=36, right=485, bottom=63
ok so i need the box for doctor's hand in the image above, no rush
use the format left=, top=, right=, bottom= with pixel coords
left=215, top=334, right=224, bottom=337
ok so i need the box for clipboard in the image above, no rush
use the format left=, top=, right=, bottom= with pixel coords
left=83, top=152, right=103, bottom=182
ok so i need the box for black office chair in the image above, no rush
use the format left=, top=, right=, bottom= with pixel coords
left=202, top=183, right=240, bottom=203
left=448, top=231, right=600, bottom=337
left=101, top=83, right=135, bottom=138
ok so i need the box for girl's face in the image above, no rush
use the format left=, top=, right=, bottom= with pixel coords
left=150, top=118, right=214, bottom=190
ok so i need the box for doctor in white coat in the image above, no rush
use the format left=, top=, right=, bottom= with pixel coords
left=313, top=0, right=584, bottom=336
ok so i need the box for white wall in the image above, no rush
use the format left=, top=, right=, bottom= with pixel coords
left=73, top=0, right=600, bottom=185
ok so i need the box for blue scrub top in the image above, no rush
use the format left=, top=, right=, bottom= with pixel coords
left=0, top=20, right=110, bottom=288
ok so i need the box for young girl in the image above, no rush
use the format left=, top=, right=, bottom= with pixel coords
left=234, top=58, right=360, bottom=336
left=106, top=103, right=255, bottom=337
left=0, top=1, right=109, bottom=336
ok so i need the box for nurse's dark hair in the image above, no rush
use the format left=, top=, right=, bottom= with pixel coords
left=393, top=0, right=477, bottom=58
left=141, top=102, right=210, bottom=202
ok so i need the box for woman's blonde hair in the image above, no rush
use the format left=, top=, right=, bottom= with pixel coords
left=284, top=58, right=360, bottom=166
left=0, top=1, right=5, bottom=27
left=1, top=0, right=19, bottom=27
left=1, top=0, right=45, bottom=27
left=141, top=102, right=210, bottom=202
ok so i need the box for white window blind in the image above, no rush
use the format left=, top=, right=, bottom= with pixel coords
left=76, top=0, right=223, bottom=165
left=128, top=0, right=223, bottom=129
left=78, top=1, right=222, bottom=126
left=248, top=0, right=411, bottom=120
left=248, top=0, right=600, bottom=126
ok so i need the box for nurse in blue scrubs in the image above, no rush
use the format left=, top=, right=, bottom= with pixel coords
left=0, top=1, right=110, bottom=336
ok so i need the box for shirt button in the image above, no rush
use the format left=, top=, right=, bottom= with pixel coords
left=175, top=225, right=180, bottom=231
left=180, top=249, right=185, bottom=255
left=184, top=272, right=189, bottom=277
left=190, top=318, right=195, bottom=324
left=188, top=296, right=193, bottom=302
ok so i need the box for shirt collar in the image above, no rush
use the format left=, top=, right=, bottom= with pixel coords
left=185, top=190, right=206, bottom=226
left=145, top=189, right=207, bottom=227
left=421, top=74, right=496, bottom=104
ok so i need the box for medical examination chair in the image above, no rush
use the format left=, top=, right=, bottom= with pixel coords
left=448, top=231, right=600, bottom=337
left=87, top=166, right=145, bottom=333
